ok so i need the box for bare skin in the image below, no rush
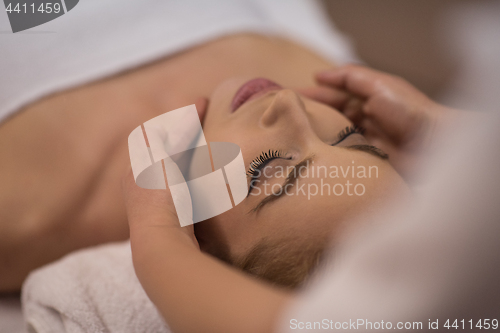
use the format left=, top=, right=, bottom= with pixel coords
left=0, top=33, right=334, bottom=292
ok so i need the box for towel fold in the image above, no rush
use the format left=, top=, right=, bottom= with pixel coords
left=22, top=241, right=170, bottom=333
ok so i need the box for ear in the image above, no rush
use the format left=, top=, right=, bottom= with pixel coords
left=195, top=97, right=209, bottom=124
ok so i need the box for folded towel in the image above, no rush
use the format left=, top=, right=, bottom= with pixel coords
left=22, top=241, right=169, bottom=333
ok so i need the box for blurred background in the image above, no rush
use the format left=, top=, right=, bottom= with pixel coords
left=324, top=0, right=500, bottom=113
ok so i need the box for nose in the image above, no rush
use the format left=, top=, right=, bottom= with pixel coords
left=259, top=89, right=311, bottom=135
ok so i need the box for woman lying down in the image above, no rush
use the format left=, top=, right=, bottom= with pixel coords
left=22, top=65, right=469, bottom=333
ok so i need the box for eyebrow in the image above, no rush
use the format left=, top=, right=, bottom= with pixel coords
left=248, top=144, right=388, bottom=214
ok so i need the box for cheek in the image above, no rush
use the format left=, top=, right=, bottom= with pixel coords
left=202, top=108, right=225, bottom=138
left=205, top=77, right=253, bottom=123
left=307, top=107, right=352, bottom=143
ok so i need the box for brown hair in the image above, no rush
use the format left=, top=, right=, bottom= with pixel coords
left=233, top=234, right=330, bottom=289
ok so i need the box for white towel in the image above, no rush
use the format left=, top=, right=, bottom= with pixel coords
left=22, top=241, right=169, bottom=333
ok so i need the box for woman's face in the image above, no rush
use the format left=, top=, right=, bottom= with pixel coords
left=195, top=77, right=411, bottom=261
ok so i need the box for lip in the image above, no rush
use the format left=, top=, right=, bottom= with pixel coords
left=231, top=78, right=282, bottom=112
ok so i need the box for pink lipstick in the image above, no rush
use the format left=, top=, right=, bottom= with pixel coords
left=231, top=78, right=282, bottom=112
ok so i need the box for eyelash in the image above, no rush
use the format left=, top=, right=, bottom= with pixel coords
left=247, top=149, right=287, bottom=178
left=334, top=125, right=364, bottom=145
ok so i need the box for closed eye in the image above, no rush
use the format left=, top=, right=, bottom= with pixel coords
left=331, top=125, right=364, bottom=145
left=331, top=126, right=388, bottom=159
left=246, top=149, right=291, bottom=196
left=344, top=144, right=388, bottom=159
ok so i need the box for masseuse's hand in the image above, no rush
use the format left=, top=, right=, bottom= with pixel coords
left=122, top=170, right=200, bottom=292
left=122, top=170, right=198, bottom=245
left=122, top=97, right=209, bottom=297
left=124, top=95, right=209, bottom=261
left=300, top=65, right=458, bottom=180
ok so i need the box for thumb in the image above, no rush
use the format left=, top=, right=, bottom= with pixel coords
left=121, top=169, right=180, bottom=230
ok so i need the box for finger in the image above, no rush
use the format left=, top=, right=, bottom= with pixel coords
left=342, top=96, right=365, bottom=125
left=295, top=86, right=349, bottom=109
left=359, top=119, right=389, bottom=145
left=315, top=65, right=389, bottom=98
left=121, top=170, right=179, bottom=230
left=195, top=97, right=209, bottom=123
